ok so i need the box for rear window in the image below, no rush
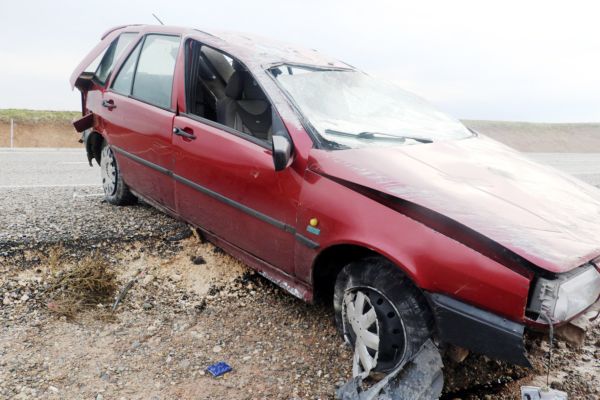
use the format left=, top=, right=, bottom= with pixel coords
left=131, top=34, right=180, bottom=109
left=112, top=41, right=142, bottom=96
left=94, top=32, right=138, bottom=85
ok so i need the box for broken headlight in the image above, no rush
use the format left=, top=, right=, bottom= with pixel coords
left=527, top=263, right=600, bottom=323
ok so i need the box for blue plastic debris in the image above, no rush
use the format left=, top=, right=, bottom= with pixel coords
left=206, top=361, right=232, bottom=377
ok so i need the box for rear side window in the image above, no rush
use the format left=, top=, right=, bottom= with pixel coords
left=131, top=34, right=180, bottom=109
left=112, top=41, right=142, bottom=96
left=94, top=32, right=137, bottom=85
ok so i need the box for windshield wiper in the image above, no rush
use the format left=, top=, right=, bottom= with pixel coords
left=324, top=129, right=433, bottom=144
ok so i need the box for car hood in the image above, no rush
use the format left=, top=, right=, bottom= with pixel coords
left=309, top=135, right=600, bottom=273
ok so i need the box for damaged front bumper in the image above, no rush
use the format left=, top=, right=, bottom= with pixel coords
left=426, top=293, right=531, bottom=367
left=426, top=262, right=600, bottom=367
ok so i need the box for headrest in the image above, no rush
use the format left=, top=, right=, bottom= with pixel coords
left=243, top=75, right=267, bottom=101
left=197, top=56, right=216, bottom=81
left=225, top=71, right=244, bottom=99
left=225, top=70, right=267, bottom=101
left=232, top=60, right=244, bottom=72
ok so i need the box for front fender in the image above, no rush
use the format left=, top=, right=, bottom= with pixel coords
left=296, top=169, right=531, bottom=322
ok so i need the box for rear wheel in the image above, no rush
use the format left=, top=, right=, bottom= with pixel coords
left=334, top=257, right=433, bottom=376
left=100, top=141, right=136, bottom=205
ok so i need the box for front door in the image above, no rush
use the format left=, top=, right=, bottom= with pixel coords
left=172, top=115, right=301, bottom=275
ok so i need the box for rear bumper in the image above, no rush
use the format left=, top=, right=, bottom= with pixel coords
left=425, top=293, right=531, bottom=367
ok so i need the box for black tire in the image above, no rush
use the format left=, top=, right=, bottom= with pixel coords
left=334, top=256, right=433, bottom=373
left=100, top=141, right=137, bottom=206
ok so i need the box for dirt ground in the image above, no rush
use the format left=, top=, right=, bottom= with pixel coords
left=1, top=232, right=598, bottom=399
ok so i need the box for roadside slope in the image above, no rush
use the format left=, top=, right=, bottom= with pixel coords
left=465, top=120, right=600, bottom=152
left=0, top=109, right=79, bottom=148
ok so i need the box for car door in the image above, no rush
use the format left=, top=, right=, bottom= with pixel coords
left=171, top=114, right=301, bottom=275
left=100, top=33, right=181, bottom=211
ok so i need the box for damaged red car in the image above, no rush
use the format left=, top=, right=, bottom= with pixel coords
left=70, top=25, right=600, bottom=377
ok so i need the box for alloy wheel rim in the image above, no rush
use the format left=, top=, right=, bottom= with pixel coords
left=343, top=289, right=380, bottom=377
left=101, top=146, right=117, bottom=196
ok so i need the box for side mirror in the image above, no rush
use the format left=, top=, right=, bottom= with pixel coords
left=272, top=135, right=292, bottom=171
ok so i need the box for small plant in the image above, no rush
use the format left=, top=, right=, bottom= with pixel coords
left=46, top=255, right=117, bottom=318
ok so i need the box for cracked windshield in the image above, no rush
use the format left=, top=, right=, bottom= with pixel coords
left=272, top=65, right=473, bottom=148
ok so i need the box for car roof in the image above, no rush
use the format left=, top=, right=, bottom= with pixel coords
left=106, top=24, right=351, bottom=69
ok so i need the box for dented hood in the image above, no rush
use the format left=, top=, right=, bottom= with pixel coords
left=310, top=135, right=600, bottom=273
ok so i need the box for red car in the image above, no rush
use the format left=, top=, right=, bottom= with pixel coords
left=71, top=25, right=600, bottom=376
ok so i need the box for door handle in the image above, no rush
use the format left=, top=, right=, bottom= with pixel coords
left=173, top=127, right=196, bottom=140
left=102, top=99, right=116, bottom=110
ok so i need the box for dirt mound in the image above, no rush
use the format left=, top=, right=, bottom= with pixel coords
left=0, top=121, right=80, bottom=148
left=464, top=120, right=600, bottom=153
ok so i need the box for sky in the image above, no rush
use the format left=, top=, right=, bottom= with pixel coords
left=0, top=0, right=599, bottom=122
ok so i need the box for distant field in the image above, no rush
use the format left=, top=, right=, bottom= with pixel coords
left=0, top=109, right=599, bottom=151
left=0, top=109, right=79, bottom=124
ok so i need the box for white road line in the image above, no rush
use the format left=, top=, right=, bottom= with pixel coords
left=0, top=152, right=83, bottom=155
left=0, top=147, right=83, bottom=153
left=72, top=192, right=105, bottom=198
left=0, top=183, right=101, bottom=189
left=58, top=161, right=89, bottom=165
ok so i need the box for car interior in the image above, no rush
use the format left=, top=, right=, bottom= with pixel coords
left=185, top=40, right=273, bottom=142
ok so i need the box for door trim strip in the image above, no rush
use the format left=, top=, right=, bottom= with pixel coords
left=112, top=145, right=319, bottom=249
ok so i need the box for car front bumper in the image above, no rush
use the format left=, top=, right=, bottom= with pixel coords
left=425, top=293, right=531, bottom=367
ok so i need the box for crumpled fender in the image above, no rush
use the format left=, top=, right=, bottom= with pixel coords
left=308, top=136, right=600, bottom=274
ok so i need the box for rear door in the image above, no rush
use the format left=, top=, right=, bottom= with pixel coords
left=100, top=34, right=181, bottom=211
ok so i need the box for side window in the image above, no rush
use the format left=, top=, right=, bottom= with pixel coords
left=131, top=34, right=180, bottom=109
left=94, top=32, right=137, bottom=85
left=85, top=49, right=107, bottom=74
left=112, top=41, right=142, bottom=96
left=185, top=40, right=280, bottom=143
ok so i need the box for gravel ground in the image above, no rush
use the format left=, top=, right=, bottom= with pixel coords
left=1, top=224, right=599, bottom=399
left=0, top=186, right=186, bottom=257
left=1, top=236, right=354, bottom=399
left=1, top=148, right=599, bottom=399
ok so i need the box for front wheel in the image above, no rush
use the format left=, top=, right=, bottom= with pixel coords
left=100, top=141, right=136, bottom=206
left=333, top=257, right=433, bottom=376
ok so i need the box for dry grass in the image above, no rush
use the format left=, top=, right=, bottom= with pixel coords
left=0, top=108, right=79, bottom=124
left=45, top=254, right=117, bottom=319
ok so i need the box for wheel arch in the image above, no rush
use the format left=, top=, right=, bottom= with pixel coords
left=311, top=241, right=425, bottom=303
left=84, top=130, right=105, bottom=166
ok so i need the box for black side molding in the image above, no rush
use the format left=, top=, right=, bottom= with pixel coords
left=426, top=293, right=531, bottom=367
left=110, top=145, right=320, bottom=250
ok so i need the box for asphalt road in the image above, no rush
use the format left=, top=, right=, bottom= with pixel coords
left=527, top=152, right=600, bottom=187
left=0, top=148, right=599, bottom=255
left=0, top=148, right=186, bottom=255
left=0, top=148, right=99, bottom=189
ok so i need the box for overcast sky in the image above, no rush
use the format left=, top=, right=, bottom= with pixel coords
left=1, top=0, right=599, bottom=122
